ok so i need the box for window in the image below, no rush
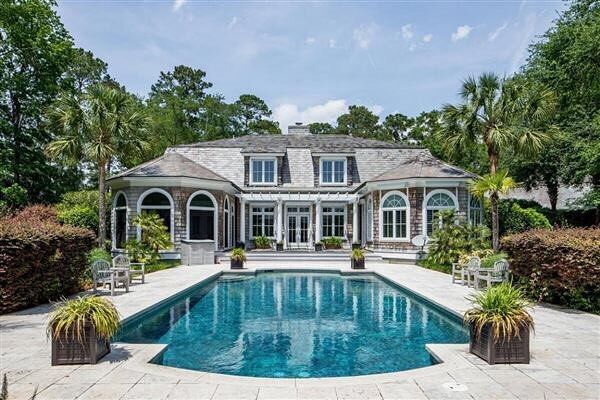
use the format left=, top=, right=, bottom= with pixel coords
left=113, top=192, right=127, bottom=249
left=381, top=192, right=409, bottom=240
left=322, top=206, right=345, bottom=237
left=250, top=158, right=276, bottom=185
left=320, top=159, right=346, bottom=184
left=223, top=197, right=235, bottom=247
left=139, top=189, right=173, bottom=238
left=251, top=206, right=274, bottom=237
left=366, top=197, right=373, bottom=241
left=469, top=196, right=483, bottom=226
left=424, top=190, right=456, bottom=236
left=188, top=192, right=215, bottom=240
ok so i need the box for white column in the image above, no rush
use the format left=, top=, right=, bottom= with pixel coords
left=352, top=198, right=359, bottom=244
left=240, top=198, right=246, bottom=244
left=315, top=198, right=322, bottom=242
left=276, top=198, right=283, bottom=243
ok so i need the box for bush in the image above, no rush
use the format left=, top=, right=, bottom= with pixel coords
left=481, top=252, right=509, bottom=269
left=502, top=228, right=600, bottom=313
left=88, top=248, right=112, bottom=264
left=253, top=236, right=272, bottom=249
left=127, top=212, right=172, bottom=263
left=56, top=190, right=109, bottom=233
left=503, top=203, right=551, bottom=234
left=0, top=205, right=95, bottom=314
left=0, top=183, right=28, bottom=213
left=322, top=236, right=343, bottom=249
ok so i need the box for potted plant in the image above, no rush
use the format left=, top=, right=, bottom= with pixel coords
left=314, top=241, right=323, bottom=252
left=276, top=241, right=284, bottom=251
left=230, top=248, right=246, bottom=269
left=464, top=283, right=533, bottom=364
left=352, top=242, right=361, bottom=250
left=253, top=235, right=272, bottom=250
left=48, top=296, right=120, bottom=365
left=323, top=236, right=343, bottom=250
left=351, top=248, right=365, bottom=269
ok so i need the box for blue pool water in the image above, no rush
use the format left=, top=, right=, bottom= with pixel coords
left=116, top=272, right=468, bottom=377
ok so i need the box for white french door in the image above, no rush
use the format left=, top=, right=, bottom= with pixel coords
left=286, top=206, right=311, bottom=249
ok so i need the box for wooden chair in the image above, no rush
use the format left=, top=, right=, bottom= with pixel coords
left=113, top=255, right=145, bottom=284
left=452, top=256, right=481, bottom=286
left=92, top=260, right=129, bottom=296
left=474, top=260, right=509, bottom=290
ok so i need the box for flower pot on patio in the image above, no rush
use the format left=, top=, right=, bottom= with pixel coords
left=48, top=296, right=119, bottom=366
left=352, top=242, right=361, bottom=250
left=230, top=248, right=246, bottom=269
left=276, top=242, right=284, bottom=251
left=230, top=259, right=244, bottom=269
left=351, top=248, right=365, bottom=269
left=469, top=322, right=530, bottom=364
left=314, top=242, right=323, bottom=252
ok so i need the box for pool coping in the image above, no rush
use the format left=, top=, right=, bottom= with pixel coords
left=113, top=266, right=472, bottom=386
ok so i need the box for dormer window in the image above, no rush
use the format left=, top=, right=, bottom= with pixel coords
left=250, top=158, right=277, bottom=185
left=320, top=158, right=346, bottom=185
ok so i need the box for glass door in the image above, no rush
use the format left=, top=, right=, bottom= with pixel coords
left=286, top=206, right=311, bottom=249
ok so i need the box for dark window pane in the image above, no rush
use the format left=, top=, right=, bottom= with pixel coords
left=155, top=209, right=171, bottom=233
left=190, top=194, right=214, bottom=208
left=115, top=193, right=126, bottom=207
left=115, top=209, right=127, bottom=248
left=142, top=192, right=170, bottom=206
left=189, top=209, right=214, bottom=240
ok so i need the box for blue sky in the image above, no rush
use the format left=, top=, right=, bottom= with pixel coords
left=57, top=0, right=565, bottom=130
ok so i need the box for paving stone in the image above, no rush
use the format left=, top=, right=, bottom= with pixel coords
left=335, top=384, right=383, bottom=400
left=212, top=384, right=259, bottom=400
left=166, top=383, right=217, bottom=399
left=77, top=383, right=134, bottom=399
left=35, top=383, right=92, bottom=400
left=138, top=373, right=181, bottom=384
left=97, top=368, right=145, bottom=384
left=377, top=381, right=427, bottom=399
left=296, top=386, right=337, bottom=400
left=257, top=386, right=298, bottom=400
left=121, top=383, right=176, bottom=399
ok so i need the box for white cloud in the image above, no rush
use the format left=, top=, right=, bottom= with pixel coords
left=488, top=22, right=508, bottom=41
left=353, top=23, right=377, bottom=49
left=401, top=24, right=413, bottom=40
left=305, top=37, right=316, bottom=45
left=172, top=0, right=186, bottom=11
left=422, top=33, right=433, bottom=43
left=228, top=16, right=238, bottom=29
left=274, top=100, right=349, bottom=132
left=369, top=104, right=384, bottom=115
left=329, top=39, right=337, bottom=48
left=409, top=43, right=417, bottom=52
left=451, top=25, right=473, bottom=42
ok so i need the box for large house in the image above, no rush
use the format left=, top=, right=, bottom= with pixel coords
left=107, top=123, right=480, bottom=261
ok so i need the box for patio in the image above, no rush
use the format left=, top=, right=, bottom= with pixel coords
left=1, top=262, right=598, bottom=400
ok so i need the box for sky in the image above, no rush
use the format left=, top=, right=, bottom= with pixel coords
left=57, top=0, right=566, bottom=131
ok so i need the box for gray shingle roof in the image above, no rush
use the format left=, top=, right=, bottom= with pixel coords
left=369, top=151, right=476, bottom=181
left=175, top=134, right=413, bottom=153
left=107, top=152, right=228, bottom=182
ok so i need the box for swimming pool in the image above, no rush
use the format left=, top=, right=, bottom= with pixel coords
left=116, top=271, right=468, bottom=378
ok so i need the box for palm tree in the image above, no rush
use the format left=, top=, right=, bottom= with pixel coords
left=470, top=172, right=518, bottom=249
left=441, top=73, right=555, bottom=249
left=46, top=84, right=148, bottom=247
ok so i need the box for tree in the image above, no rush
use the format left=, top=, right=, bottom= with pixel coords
left=232, top=94, right=279, bottom=135
left=441, top=73, right=556, bottom=249
left=198, top=94, right=238, bottom=141
left=0, top=0, right=83, bottom=203
left=309, top=122, right=336, bottom=135
left=61, top=48, right=110, bottom=94
left=46, top=84, right=148, bottom=247
left=336, top=105, right=380, bottom=138
left=470, top=171, right=518, bottom=249
left=248, top=119, right=281, bottom=135
left=382, top=113, right=413, bottom=142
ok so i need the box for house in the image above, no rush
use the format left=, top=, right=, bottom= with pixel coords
left=107, top=123, right=480, bottom=260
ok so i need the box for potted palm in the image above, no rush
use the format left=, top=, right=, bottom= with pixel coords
left=48, top=296, right=120, bottom=365
left=230, top=248, right=246, bottom=269
left=351, top=248, right=365, bottom=269
left=464, top=283, right=533, bottom=364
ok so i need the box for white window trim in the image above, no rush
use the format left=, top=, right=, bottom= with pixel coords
left=468, top=194, right=483, bottom=226
left=186, top=190, right=218, bottom=250
left=422, top=188, right=458, bottom=237
left=367, top=195, right=373, bottom=242
left=111, top=191, right=129, bottom=250
left=137, top=188, right=175, bottom=246
left=319, top=157, right=347, bottom=186
left=249, top=157, right=278, bottom=186
left=223, top=196, right=235, bottom=249
left=379, top=190, right=410, bottom=242
left=249, top=203, right=276, bottom=239
left=320, top=203, right=347, bottom=238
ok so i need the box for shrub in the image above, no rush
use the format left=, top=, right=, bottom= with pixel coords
left=351, top=248, right=365, bottom=260
left=503, top=203, right=551, bottom=234
left=87, top=248, right=112, bottom=265
left=56, top=190, right=109, bottom=233
left=502, top=228, right=600, bottom=313
left=0, top=206, right=95, bottom=314
left=231, top=248, right=247, bottom=262
left=128, top=211, right=172, bottom=263
left=125, top=239, right=154, bottom=264
left=322, top=236, right=343, bottom=249
left=253, top=236, right=272, bottom=249
left=458, top=249, right=495, bottom=265
left=0, top=183, right=28, bottom=213
left=481, top=252, right=509, bottom=269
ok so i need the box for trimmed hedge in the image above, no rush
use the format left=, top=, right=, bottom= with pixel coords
left=502, top=228, right=600, bottom=313
left=0, top=205, right=95, bottom=314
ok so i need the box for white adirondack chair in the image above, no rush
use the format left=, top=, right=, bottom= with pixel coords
left=113, top=255, right=145, bottom=284
left=474, top=260, right=510, bottom=290
left=92, top=259, right=129, bottom=296
left=452, top=256, right=481, bottom=285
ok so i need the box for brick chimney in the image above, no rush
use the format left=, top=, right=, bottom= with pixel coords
left=287, top=122, right=310, bottom=135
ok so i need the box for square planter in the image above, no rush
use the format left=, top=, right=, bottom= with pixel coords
left=314, top=243, right=323, bottom=252
left=231, top=259, right=244, bottom=269
left=352, top=243, right=362, bottom=250
left=469, top=323, right=530, bottom=364
left=276, top=243, right=284, bottom=251
left=351, top=258, right=365, bottom=269
left=51, top=324, right=110, bottom=365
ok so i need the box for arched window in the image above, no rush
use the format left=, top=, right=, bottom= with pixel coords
left=424, top=190, right=457, bottom=236
left=469, top=196, right=483, bottom=225
left=112, top=192, right=127, bottom=249
left=138, top=189, right=173, bottom=241
left=224, top=197, right=234, bottom=248
left=380, top=191, right=410, bottom=240
left=187, top=191, right=216, bottom=242
left=366, top=196, right=373, bottom=241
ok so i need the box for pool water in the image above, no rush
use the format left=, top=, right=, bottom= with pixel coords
left=116, top=272, right=468, bottom=378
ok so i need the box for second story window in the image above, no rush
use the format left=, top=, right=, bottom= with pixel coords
left=250, top=158, right=276, bottom=185
left=320, top=159, right=346, bottom=185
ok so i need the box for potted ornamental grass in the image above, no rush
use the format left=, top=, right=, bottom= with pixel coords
left=253, top=236, right=272, bottom=250
left=323, top=236, right=343, bottom=250
left=351, top=248, right=365, bottom=269
left=230, top=248, right=247, bottom=269
left=48, top=296, right=120, bottom=365
left=464, top=283, right=533, bottom=364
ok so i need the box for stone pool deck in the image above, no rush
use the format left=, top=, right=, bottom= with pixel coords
left=1, top=262, right=599, bottom=400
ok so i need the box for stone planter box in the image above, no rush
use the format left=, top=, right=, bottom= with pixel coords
left=276, top=243, right=284, bottom=251
left=351, top=258, right=365, bottom=269
left=314, top=243, right=323, bottom=252
left=469, top=323, right=530, bottom=364
left=352, top=243, right=362, bottom=250
left=51, top=324, right=109, bottom=366
left=230, top=259, right=244, bottom=269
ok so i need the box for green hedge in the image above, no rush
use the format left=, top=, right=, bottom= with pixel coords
left=502, top=228, right=600, bottom=313
left=0, top=206, right=95, bottom=314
